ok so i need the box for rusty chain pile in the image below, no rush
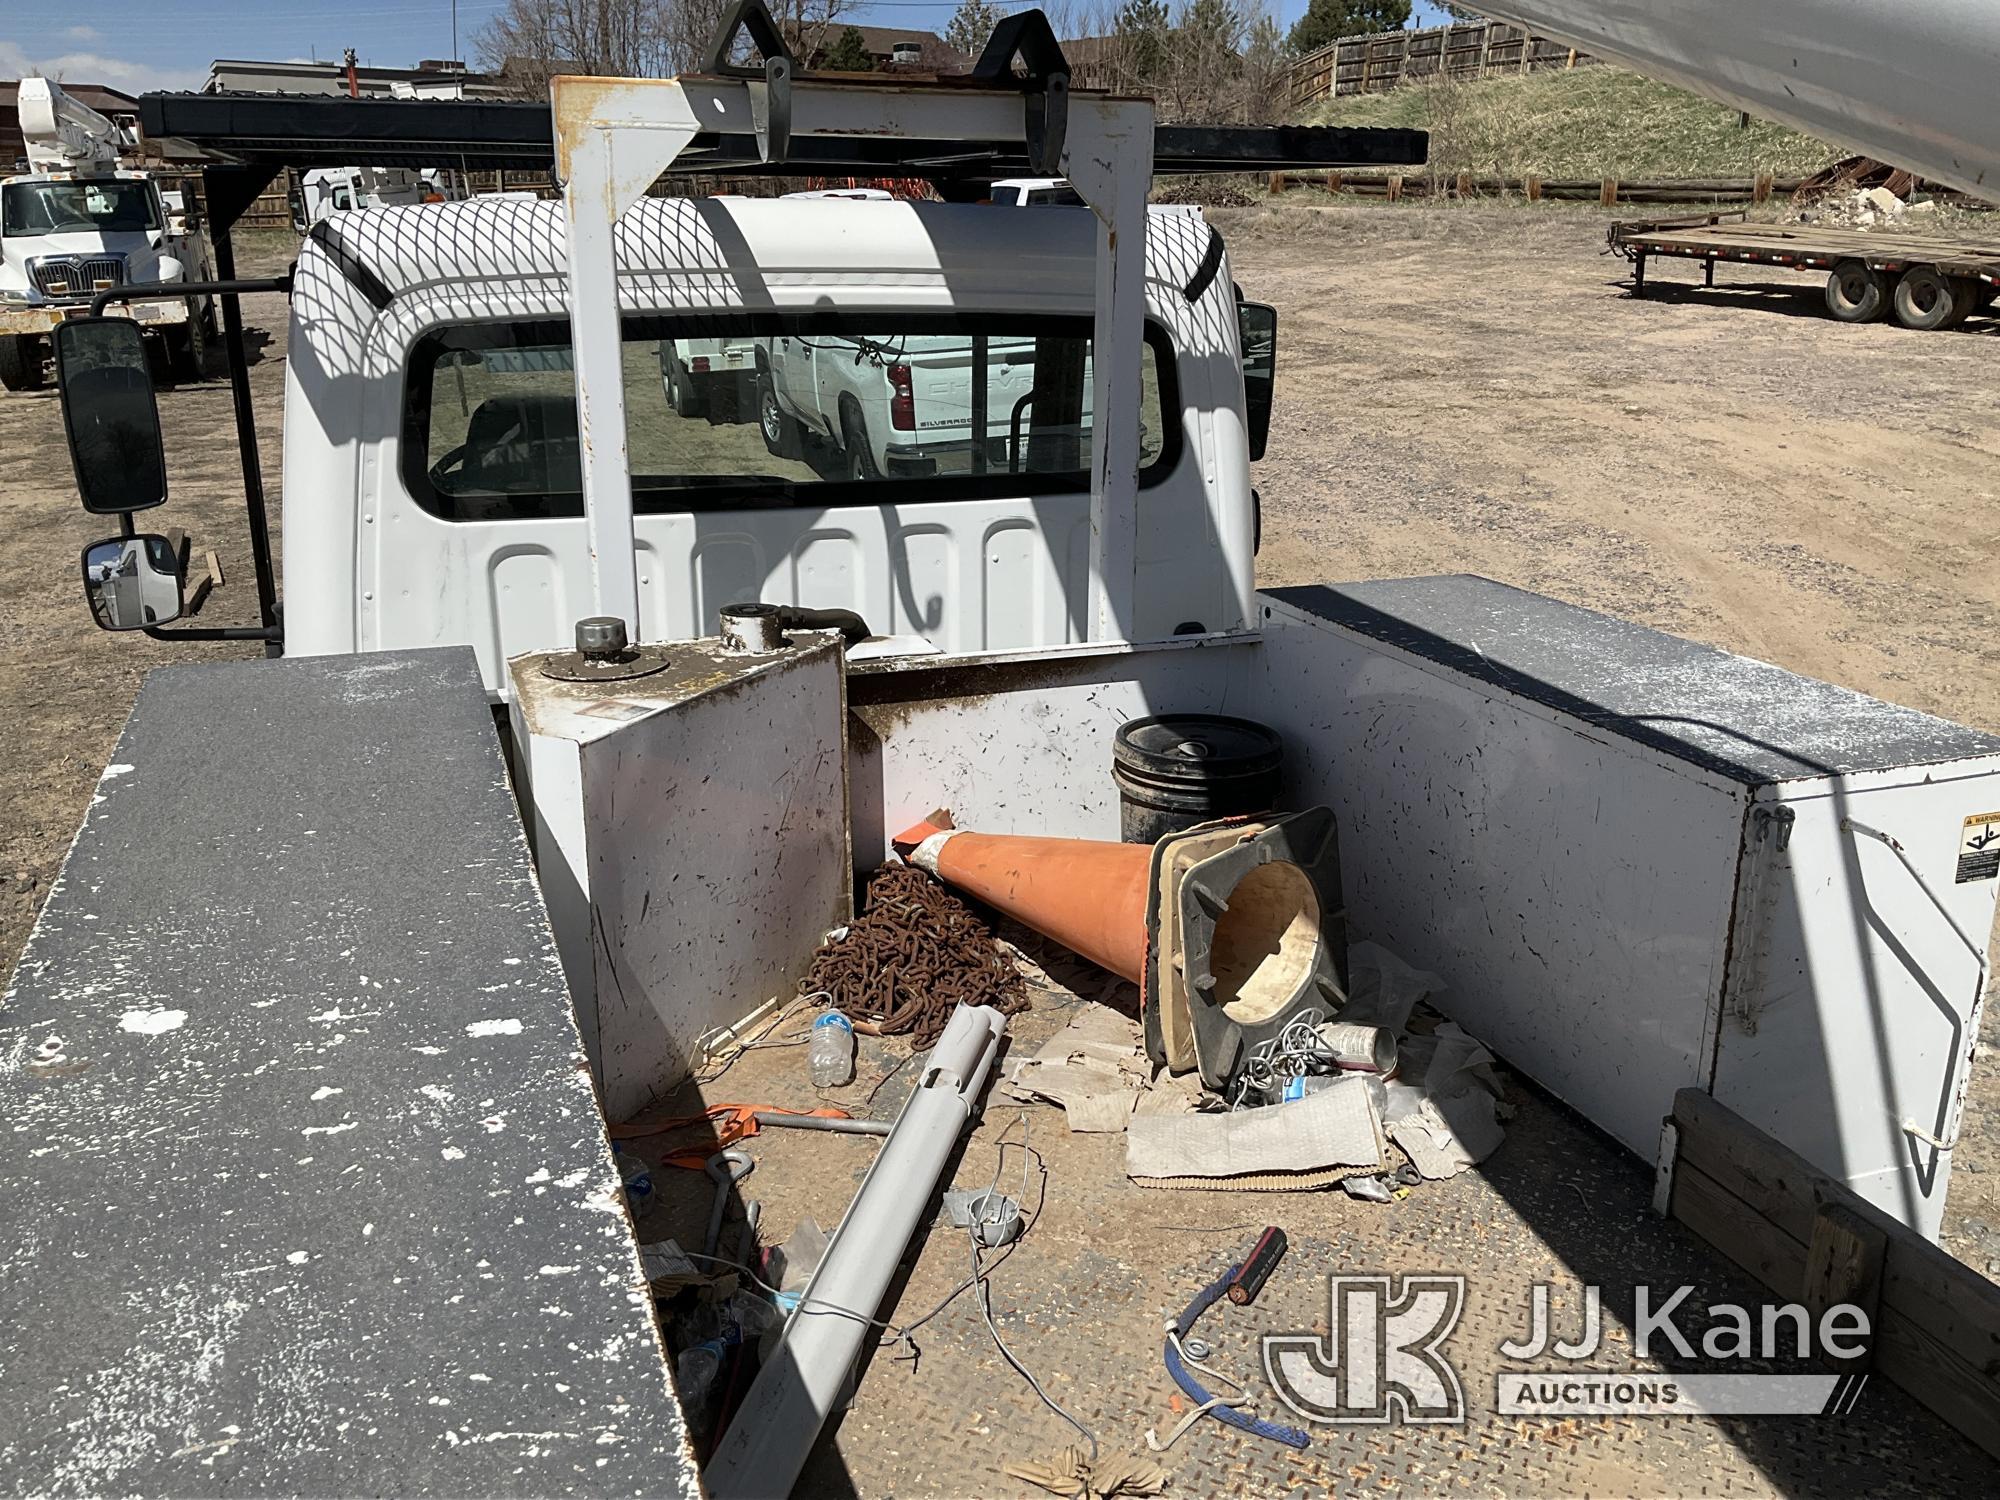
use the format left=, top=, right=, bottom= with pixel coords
left=805, top=864, right=1028, bottom=1049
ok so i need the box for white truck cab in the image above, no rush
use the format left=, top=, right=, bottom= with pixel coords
left=988, top=176, right=1082, bottom=206
left=278, top=192, right=1265, bottom=690
left=287, top=166, right=460, bottom=232
left=1, top=80, right=219, bottom=392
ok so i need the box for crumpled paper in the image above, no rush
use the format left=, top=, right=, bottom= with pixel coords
left=1004, top=1447, right=1168, bottom=1499
left=1340, top=940, right=1447, bottom=1035
left=638, top=1238, right=708, bottom=1297
left=1384, top=1021, right=1507, bottom=1178
left=1004, top=1004, right=1174, bottom=1133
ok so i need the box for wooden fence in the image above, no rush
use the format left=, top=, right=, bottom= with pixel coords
left=1290, top=21, right=1593, bottom=111
left=1266, top=171, right=1797, bottom=206
left=228, top=168, right=901, bottom=232
left=232, top=168, right=561, bottom=231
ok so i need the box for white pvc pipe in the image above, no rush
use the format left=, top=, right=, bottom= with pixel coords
left=1482, top=2, right=2000, bottom=202
left=705, top=1003, right=1008, bottom=1499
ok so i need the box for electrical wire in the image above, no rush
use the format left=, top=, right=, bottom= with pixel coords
left=681, top=1114, right=1093, bottom=1458
left=1145, top=1329, right=1250, bottom=1451
left=679, top=1249, right=908, bottom=1336
left=1228, top=1012, right=1343, bottom=1108
left=692, top=988, right=828, bottom=1085
left=964, top=1115, right=1099, bottom=1463
left=880, top=1120, right=1046, bottom=1354
left=674, top=1114, right=1041, bottom=1350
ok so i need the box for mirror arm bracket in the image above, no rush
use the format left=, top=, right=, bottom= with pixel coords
left=144, top=624, right=284, bottom=643
left=90, top=276, right=292, bottom=317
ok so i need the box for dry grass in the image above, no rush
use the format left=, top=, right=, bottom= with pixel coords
left=1307, top=64, right=1846, bottom=182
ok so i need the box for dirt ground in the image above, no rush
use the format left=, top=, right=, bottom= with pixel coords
left=3, top=196, right=1999, bottom=1305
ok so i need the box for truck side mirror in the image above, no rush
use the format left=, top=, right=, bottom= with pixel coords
left=1237, top=301, right=1277, bottom=462
left=55, top=318, right=168, bottom=515
left=82, top=534, right=183, bottom=631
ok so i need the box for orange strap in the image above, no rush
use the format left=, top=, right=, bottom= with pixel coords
left=609, top=1101, right=855, bottom=1170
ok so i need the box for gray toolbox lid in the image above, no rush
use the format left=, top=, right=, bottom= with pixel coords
left=0, top=647, right=695, bottom=1497
left=1267, top=575, right=2000, bottom=786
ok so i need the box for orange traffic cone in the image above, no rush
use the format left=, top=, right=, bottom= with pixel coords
left=894, top=819, right=1151, bottom=983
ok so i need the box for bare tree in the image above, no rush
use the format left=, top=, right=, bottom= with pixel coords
left=1066, top=0, right=1289, bottom=124
left=479, top=0, right=852, bottom=91
left=769, top=0, right=857, bottom=67
left=1402, top=57, right=1474, bottom=190
left=478, top=0, right=675, bottom=93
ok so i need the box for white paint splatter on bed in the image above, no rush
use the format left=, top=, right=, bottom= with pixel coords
left=118, top=1009, right=187, bottom=1035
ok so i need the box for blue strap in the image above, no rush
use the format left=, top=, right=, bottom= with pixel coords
left=1162, top=1262, right=1311, bottom=1450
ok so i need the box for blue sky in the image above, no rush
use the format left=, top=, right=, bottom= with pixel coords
left=3, top=2, right=1454, bottom=95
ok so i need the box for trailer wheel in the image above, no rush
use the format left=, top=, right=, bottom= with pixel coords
left=1892, top=265, right=1966, bottom=330
left=1824, top=260, right=1887, bottom=322
left=0, top=334, right=43, bottom=391
left=663, top=349, right=705, bottom=419
left=1949, top=276, right=1984, bottom=325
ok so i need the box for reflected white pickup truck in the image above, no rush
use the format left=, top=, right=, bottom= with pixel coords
left=755, top=326, right=1102, bottom=481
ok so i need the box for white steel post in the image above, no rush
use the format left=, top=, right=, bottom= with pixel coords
left=1063, top=99, right=1155, bottom=644
left=551, top=77, right=699, bottom=641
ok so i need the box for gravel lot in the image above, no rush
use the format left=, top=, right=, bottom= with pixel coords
left=3, top=201, right=1997, bottom=1278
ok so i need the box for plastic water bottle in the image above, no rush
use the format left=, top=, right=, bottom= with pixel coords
left=674, top=1323, right=741, bottom=1424
left=676, top=1336, right=729, bottom=1409
left=808, top=1011, right=855, bottom=1087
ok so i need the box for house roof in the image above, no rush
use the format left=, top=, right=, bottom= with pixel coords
left=203, top=58, right=509, bottom=98
left=785, top=21, right=947, bottom=57
left=843, top=25, right=946, bottom=51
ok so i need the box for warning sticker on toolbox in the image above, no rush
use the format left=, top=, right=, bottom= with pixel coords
left=1956, top=811, right=2000, bottom=883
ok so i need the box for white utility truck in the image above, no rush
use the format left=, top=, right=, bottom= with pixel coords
left=988, top=174, right=1082, bottom=205
left=286, top=164, right=458, bottom=230
left=0, top=78, right=218, bottom=390
left=660, top=326, right=761, bottom=419
left=11, top=2, right=2000, bottom=1493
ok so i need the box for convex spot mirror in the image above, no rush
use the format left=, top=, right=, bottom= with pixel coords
left=55, top=317, right=167, bottom=515
left=82, top=534, right=183, bottom=631
left=1237, top=301, right=1277, bottom=463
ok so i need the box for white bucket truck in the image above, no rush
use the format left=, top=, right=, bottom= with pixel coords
left=0, top=78, right=218, bottom=390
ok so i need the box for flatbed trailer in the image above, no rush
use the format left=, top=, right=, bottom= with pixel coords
left=1608, top=211, right=2000, bottom=330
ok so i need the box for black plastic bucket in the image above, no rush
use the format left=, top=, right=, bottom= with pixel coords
left=1112, top=714, right=1284, bottom=844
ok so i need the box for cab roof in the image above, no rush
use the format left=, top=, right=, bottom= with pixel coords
left=299, top=192, right=1219, bottom=311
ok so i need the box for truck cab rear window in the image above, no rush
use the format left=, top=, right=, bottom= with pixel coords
left=400, top=313, right=1178, bottom=521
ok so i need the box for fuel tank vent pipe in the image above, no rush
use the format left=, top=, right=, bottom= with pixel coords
left=719, top=601, right=872, bottom=653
